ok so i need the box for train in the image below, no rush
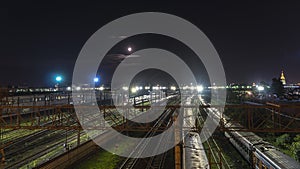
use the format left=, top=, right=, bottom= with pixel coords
left=224, top=123, right=300, bottom=169
left=200, top=97, right=300, bottom=169
left=182, top=96, right=209, bottom=169
left=183, top=131, right=209, bottom=169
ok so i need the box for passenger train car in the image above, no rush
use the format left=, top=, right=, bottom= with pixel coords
left=183, top=132, right=209, bottom=169
left=225, top=128, right=300, bottom=169
left=199, top=97, right=300, bottom=169
left=182, top=96, right=209, bottom=169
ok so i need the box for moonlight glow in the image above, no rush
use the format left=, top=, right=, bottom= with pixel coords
left=127, top=47, right=132, bottom=52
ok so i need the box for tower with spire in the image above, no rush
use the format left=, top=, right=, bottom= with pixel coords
left=280, top=70, right=286, bottom=85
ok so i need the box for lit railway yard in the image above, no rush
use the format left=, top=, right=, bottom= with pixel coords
left=0, top=91, right=300, bottom=169
left=3, top=2, right=300, bottom=169
left=72, top=95, right=180, bottom=169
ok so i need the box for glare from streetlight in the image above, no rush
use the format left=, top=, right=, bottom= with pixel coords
left=55, top=76, right=62, bottom=82
left=257, top=86, right=264, bottom=91
left=131, top=87, right=137, bottom=93
left=170, top=86, right=176, bottom=91
left=94, top=77, right=99, bottom=83
left=197, top=85, right=204, bottom=92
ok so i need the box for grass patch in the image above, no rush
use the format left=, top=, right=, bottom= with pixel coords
left=75, top=149, right=121, bottom=169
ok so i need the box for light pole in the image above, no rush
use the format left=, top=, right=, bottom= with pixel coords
left=94, top=76, right=100, bottom=103
left=257, top=86, right=265, bottom=99
left=55, top=75, right=63, bottom=90
left=94, top=77, right=99, bottom=83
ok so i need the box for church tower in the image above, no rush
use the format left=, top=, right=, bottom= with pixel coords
left=280, top=70, right=286, bottom=85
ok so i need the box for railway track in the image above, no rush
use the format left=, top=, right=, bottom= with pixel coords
left=1, top=114, right=79, bottom=168
left=6, top=130, right=85, bottom=169
left=197, top=97, right=231, bottom=169
left=0, top=94, right=180, bottom=169
left=144, top=129, right=170, bottom=169
left=3, top=100, right=152, bottom=168
left=119, top=98, right=180, bottom=169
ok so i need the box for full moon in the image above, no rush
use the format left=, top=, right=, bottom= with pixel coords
left=127, top=47, right=132, bottom=52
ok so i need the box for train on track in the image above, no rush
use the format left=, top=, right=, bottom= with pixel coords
left=182, top=96, right=209, bottom=169
left=183, top=131, right=209, bottom=169
left=201, top=99, right=300, bottom=169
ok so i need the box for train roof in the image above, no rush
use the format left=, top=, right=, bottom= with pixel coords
left=184, top=132, right=209, bottom=169
left=228, top=121, right=300, bottom=169
left=255, top=144, right=300, bottom=169
left=236, top=131, right=263, bottom=144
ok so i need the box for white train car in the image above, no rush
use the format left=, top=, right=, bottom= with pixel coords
left=183, top=132, right=209, bottom=169
left=202, top=100, right=300, bottom=169
left=199, top=97, right=300, bottom=169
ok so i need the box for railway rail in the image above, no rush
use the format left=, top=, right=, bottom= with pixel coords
left=119, top=98, right=179, bottom=169
left=0, top=92, right=300, bottom=169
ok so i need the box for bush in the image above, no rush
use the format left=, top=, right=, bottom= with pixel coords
left=275, top=134, right=291, bottom=149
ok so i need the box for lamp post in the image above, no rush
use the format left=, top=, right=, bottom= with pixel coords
left=55, top=75, right=63, bottom=90
left=94, top=77, right=99, bottom=83
left=93, top=76, right=101, bottom=104
left=257, top=86, right=265, bottom=100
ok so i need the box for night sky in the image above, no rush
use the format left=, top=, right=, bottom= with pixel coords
left=1, top=1, right=300, bottom=87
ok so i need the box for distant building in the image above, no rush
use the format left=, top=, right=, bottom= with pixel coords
left=280, top=70, right=286, bottom=85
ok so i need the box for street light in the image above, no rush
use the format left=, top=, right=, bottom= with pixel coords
left=131, top=87, right=137, bottom=93
left=257, top=86, right=264, bottom=91
left=55, top=75, right=63, bottom=90
left=170, top=86, right=176, bottom=91
left=55, top=76, right=63, bottom=83
left=94, top=77, right=99, bottom=83
left=197, top=85, right=204, bottom=92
